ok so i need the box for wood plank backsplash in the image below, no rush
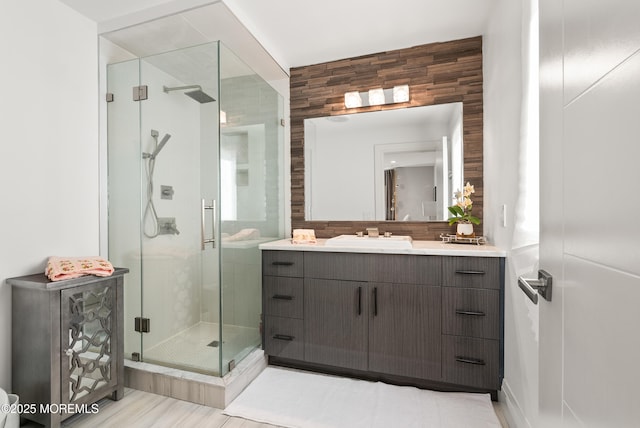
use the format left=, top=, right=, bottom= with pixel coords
left=290, top=36, right=483, bottom=241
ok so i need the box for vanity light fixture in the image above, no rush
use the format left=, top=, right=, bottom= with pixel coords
left=393, top=84, right=410, bottom=103
left=368, top=88, right=386, bottom=105
left=344, top=85, right=410, bottom=108
left=344, top=91, right=363, bottom=108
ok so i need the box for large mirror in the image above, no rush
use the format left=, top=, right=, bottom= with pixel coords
left=304, top=102, right=463, bottom=222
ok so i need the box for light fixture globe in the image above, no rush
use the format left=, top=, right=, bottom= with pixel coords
left=344, top=91, right=363, bottom=108
left=368, top=88, right=385, bottom=105
left=393, top=85, right=410, bottom=103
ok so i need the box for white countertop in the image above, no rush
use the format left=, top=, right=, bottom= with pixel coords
left=259, top=238, right=506, bottom=257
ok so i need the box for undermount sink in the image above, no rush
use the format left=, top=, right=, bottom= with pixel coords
left=325, top=234, right=413, bottom=249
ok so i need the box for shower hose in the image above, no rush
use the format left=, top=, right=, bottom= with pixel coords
left=143, top=135, right=160, bottom=238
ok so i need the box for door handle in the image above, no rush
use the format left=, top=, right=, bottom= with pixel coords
left=201, top=199, right=216, bottom=250
left=518, top=269, right=553, bottom=304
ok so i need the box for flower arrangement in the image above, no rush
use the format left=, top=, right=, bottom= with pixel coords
left=448, top=182, right=481, bottom=226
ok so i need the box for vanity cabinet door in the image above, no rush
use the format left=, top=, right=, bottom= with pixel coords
left=304, top=278, right=368, bottom=371
left=61, top=279, right=119, bottom=406
left=368, top=282, right=442, bottom=380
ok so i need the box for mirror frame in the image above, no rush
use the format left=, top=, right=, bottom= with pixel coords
left=289, top=36, right=484, bottom=240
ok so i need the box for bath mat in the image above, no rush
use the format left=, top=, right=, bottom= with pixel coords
left=224, top=367, right=501, bottom=428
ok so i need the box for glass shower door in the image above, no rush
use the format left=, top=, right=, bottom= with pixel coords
left=136, top=42, right=223, bottom=376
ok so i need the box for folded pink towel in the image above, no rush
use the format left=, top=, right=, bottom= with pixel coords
left=45, top=256, right=114, bottom=282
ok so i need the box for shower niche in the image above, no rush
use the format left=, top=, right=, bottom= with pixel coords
left=105, top=40, right=285, bottom=378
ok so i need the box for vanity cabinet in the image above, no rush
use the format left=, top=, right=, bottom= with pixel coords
left=303, top=252, right=442, bottom=379
left=8, top=269, right=128, bottom=428
left=441, top=257, right=502, bottom=390
left=262, top=251, right=305, bottom=360
left=262, top=249, right=504, bottom=395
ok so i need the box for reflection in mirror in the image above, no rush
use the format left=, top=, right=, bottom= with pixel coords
left=304, top=103, right=463, bottom=221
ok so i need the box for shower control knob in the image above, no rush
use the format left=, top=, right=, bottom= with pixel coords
left=161, top=185, right=174, bottom=200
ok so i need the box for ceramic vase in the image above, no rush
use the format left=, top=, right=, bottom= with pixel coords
left=456, top=222, right=474, bottom=237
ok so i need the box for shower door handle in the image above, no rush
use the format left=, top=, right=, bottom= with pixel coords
left=201, top=199, right=216, bottom=250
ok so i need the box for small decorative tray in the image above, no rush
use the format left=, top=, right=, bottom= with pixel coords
left=439, top=234, right=487, bottom=245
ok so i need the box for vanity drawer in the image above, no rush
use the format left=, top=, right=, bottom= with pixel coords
left=304, top=252, right=369, bottom=281
left=442, top=256, right=500, bottom=289
left=264, top=316, right=304, bottom=360
left=263, top=276, right=303, bottom=319
left=370, top=254, right=441, bottom=285
left=442, top=288, right=499, bottom=339
left=263, top=251, right=304, bottom=277
left=442, top=335, right=500, bottom=390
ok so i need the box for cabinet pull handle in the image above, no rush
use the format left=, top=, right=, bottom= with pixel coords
left=455, top=310, right=486, bottom=317
left=272, top=294, right=293, bottom=300
left=357, top=287, right=362, bottom=315
left=272, top=261, right=294, bottom=266
left=455, top=356, right=486, bottom=365
left=273, top=334, right=294, bottom=341
left=455, top=270, right=485, bottom=275
left=373, top=287, right=378, bottom=316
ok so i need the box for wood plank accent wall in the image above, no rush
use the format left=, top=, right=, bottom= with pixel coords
left=290, top=36, right=483, bottom=240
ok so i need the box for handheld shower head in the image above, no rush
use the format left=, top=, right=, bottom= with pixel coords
left=150, top=134, right=171, bottom=159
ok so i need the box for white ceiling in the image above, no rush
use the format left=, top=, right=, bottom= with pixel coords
left=59, top=0, right=498, bottom=71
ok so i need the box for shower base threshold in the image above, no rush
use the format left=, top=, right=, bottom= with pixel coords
left=124, top=348, right=267, bottom=409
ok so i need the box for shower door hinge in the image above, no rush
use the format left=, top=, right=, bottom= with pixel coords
left=280, top=118, right=285, bottom=127
left=134, top=317, right=151, bottom=333
left=131, top=352, right=141, bottom=362
left=228, top=359, right=236, bottom=372
left=133, top=85, right=148, bottom=101
left=106, top=93, right=114, bottom=103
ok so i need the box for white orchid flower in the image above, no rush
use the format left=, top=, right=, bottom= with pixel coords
left=463, top=182, right=475, bottom=197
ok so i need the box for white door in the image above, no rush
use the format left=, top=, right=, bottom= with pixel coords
left=538, top=1, right=640, bottom=426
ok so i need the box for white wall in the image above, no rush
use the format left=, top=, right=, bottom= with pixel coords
left=484, top=0, right=540, bottom=427
left=0, top=0, right=99, bottom=391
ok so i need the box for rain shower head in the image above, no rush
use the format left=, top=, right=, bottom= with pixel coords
left=184, top=89, right=216, bottom=104
left=163, top=85, right=216, bottom=104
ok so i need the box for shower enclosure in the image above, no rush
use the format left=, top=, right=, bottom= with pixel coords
left=106, top=41, right=284, bottom=377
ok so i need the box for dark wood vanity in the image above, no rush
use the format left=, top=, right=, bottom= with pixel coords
left=260, top=242, right=504, bottom=399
